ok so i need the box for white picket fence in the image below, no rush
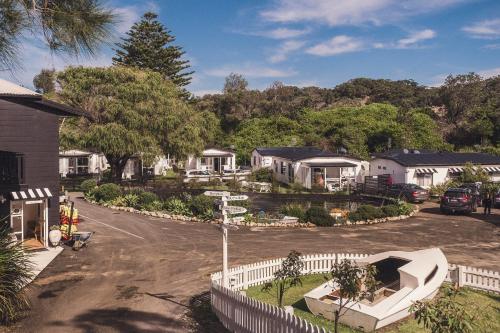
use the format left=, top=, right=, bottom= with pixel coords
left=210, top=253, right=499, bottom=333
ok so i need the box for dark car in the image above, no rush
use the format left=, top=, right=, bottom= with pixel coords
left=387, top=183, right=429, bottom=203
left=459, top=183, right=482, bottom=207
left=440, top=188, right=477, bottom=214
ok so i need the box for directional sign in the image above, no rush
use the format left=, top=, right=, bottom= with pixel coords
left=228, top=216, right=245, bottom=223
left=204, top=191, right=230, bottom=197
left=226, top=195, right=249, bottom=201
left=223, top=206, right=247, bottom=214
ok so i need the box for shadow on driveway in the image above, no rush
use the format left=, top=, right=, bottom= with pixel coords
left=51, top=307, right=185, bottom=333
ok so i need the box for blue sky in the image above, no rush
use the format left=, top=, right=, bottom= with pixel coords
left=5, top=0, right=500, bottom=95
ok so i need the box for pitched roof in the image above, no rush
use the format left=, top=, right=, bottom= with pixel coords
left=0, top=79, right=84, bottom=117
left=0, top=79, right=40, bottom=97
left=254, top=147, right=358, bottom=161
left=373, top=149, right=500, bottom=166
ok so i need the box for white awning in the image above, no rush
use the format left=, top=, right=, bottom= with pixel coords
left=11, top=188, right=53, bottom=200
left=415, top=168, right=437, bottom=174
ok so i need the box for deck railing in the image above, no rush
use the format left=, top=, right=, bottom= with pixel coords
left=210, top=253, right=499, bottom=333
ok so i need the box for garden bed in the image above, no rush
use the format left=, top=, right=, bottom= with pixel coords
left=245, top=274, right=500, bottom=333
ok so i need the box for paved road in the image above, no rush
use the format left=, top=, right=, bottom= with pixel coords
left=14, top=196, right=499, bottom=333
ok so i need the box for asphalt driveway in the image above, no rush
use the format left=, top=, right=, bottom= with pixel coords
left=11, top=195, right=499, bottom=333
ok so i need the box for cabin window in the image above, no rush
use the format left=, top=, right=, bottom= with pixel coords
left=378, top=165, right=381, bottom=169
left=288, top=163, right=294, bottom=182
left=253, top=156, right=256, bottom=166
left=274, top=161, right=278, bottom=172
left=280, top=162, right=285, bottom=174
left=200, top=157, right=207, bottom=166
left=417, top=173, right=432, bottom=187
left=77, top=157, right=89, bottom=174
left=221, top=157, right=227, bottom=165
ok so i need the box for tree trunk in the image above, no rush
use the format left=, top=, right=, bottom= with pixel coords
left=106, top=155, right=130, bottom=183
left=334, top=310, right=339, bottom=333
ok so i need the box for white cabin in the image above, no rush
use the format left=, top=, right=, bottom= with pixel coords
left=185, top=148, right=236, bottom=173
left=59, top=150, right=108, bottom=177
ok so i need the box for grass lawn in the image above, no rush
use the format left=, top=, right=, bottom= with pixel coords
left=245, top=274, right=500, bottom=333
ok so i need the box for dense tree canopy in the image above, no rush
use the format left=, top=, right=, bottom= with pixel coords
left=33, top=68, right=55, bottom=94
left=57, top=66, right=211, bottom=180
left=0, top=0, right=115, bottom=70
left=113, top=12, right=193, bottom=89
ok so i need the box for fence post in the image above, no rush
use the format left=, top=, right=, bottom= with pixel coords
left=243, top=265, right=248, bottom=290
left=457, top=265, right=464, bottom=287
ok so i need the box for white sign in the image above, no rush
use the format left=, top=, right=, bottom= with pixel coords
left=226, top=195, right=249, bottom=201
left=228, top=216, right=245, bottom=223
left=204, top=191, right=230, bottom=197
left=223, top=206, right=247, bottom=214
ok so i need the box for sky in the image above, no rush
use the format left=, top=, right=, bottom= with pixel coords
left=3, top=0, right=500, bottom=96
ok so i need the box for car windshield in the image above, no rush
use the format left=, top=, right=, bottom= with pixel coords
left=407, top=184, right=423, bottom=190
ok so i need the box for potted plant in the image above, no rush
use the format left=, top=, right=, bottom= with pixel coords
left=49, top=225, right=62, bottom=246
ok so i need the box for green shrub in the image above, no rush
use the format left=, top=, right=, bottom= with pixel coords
left=123, top=194, right=139, bottom=208
left=190, top=195, right=214, bottom=219
left=109, top=196, right=127, bottom=207
left=80, top=179, right=97, bottom=194
left=397, top=202, right=414, bottom=215
left=164, top=197, right=190, bottom=215
left=252, top=168, right=273, bottom=182
left=138, top=191, right=159, bottom=206
left=349, top=205, right=384, bottom=222
left=144, top=200, right=164, bottom=212
left=290, top=182, right=306, bottom=193
left=206, top=178, right=223, bottom=187
left=429, top=179, right=459, bottom=197
left=93, top=183, right=121, bottom=202
left=382, top=204, right=400, bottom=217
left=280, top=204, right=306, bottom=221
left=305, top=206, right=334, bottom=226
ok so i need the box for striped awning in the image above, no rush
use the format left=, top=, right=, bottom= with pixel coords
left=415, top=168, right=437, bottom=174
left=10, top=188, right=53, bottom=200
left=484, top=166, right=500, bottom=173
left=448, top=167, right=464, bottom=174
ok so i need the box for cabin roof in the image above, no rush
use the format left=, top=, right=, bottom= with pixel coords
left=372, top=149, right=500, bottom=166
left=254, top=146, right=361, bottom=162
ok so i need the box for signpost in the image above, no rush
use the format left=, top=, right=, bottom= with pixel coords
left=209, top=191, right=248, bottom=288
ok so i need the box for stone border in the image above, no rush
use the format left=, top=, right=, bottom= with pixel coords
left=85, top=198, right=419, bottom=228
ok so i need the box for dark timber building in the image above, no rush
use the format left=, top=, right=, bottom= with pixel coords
left=0, top=79, right=82, bottom=248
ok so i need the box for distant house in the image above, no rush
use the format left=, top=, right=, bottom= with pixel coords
left=0, top=79, right=82, bottom=248
left=185, top=148, right=236, bottom=173
left=122, top=155, right=173, bottom=179
left=59, top=150, right=108, bottom=177
left=251, top=147, right=369, bottom=190
left=370, top=149, right=500, bottom=188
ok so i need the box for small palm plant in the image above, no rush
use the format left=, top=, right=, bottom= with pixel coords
left=0, top=219, right=33, bottom=324
left=262, top=250, right=304, bottom=308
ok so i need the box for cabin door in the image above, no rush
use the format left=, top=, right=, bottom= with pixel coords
left=214, top=158, right=221, bottom=173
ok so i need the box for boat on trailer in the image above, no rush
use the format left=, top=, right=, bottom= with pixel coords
left=304, top=248, right=448, bottom=332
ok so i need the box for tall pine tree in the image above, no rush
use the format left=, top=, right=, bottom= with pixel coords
left=113, top=12, right=193, bottom=89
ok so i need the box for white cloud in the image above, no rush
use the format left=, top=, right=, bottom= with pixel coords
left=266, top=27, right=311, bottom=39
left=205, top=64, right=297, bottom=78
left=192, top=89, right=221, bottom=97
left=397, top=29, right=436, bottom=48
left=261, top=0, right=467, bottom=27
left=114, top=6, right=142, bottom=34
left=269, top=40, right=306, bottom=63
left=306, top=35, right=364, bottom=56
left=484, top=43, right=500, bottom=49
left=462, top=19, right=500, bottom=39
left=478, top=67, right=500, bottom=78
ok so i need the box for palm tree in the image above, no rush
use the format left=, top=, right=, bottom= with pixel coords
left=0, top=218, right=33, bottom=324
left=0, top=0, right=116, bottom=70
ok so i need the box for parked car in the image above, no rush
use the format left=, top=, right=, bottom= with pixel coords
left=440, top=188, right=477, bottom=214
left=458, top=182, right=482, bottom=207
left=387, top=183, right=429, bottom=203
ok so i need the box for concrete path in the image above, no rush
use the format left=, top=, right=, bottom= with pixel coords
left=12, top=196, right=499, bottom=333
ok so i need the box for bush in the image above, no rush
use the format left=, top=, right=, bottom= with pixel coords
left=382, top=204, right=400, bottom=217
left=397, top=202, right=414, bottom=215
left=349, top=205, right=384, bottom=222
left=190, top=195, right=214, bottom=219
left=143, top=200, right=164, bottom=212
left=137, top=191, right=159, bottom=206
left=280, top=204, right=306, bottom=221
left=164, top=197, right=190, bottom=215
left=252, top=168, right=273, bottom=182
left=80, top=179, right=97, bottom=194
left=109, top=196, right=127, bottom=207
left=123, top=194, right=139, bottom=208
left=290, top=182, right=306, bottom=193
left=93, top=183, right=121, bottom=202
left=305, top=206, right=334, bottom=226
left=429, top=179, right=459, bottom=197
